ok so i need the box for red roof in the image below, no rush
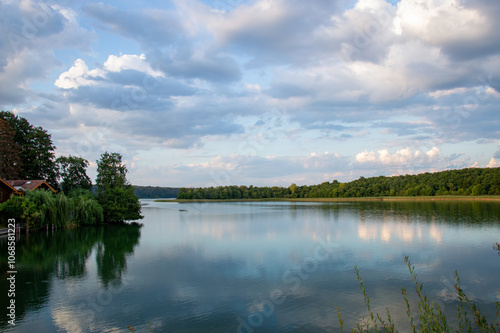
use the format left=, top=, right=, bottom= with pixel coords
left=6, top=180, right=56, bottom=193
left=0, top=179, right=18, bottom=193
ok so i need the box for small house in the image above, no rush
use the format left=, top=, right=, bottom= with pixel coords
left=0, top=179, right=20, bottom=203
left=5, top=180, right=57, bottom=195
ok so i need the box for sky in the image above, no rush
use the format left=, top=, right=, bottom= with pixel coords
left=1, top=0, right=499, bottom=187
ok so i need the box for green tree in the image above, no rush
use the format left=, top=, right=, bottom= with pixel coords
left=0, top=118, right=21, bottom=179
left=471, top=184, right=483, bottom=196
left=96, top=152, right=142, bottom=223
left=56, top=155, right=92, bottom=194
left=0, top=111, right=57, bottom=187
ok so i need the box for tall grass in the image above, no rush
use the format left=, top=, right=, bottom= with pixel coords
left=337, top=255, right=500, bottom=332
left=0, top=189, right=105, bottom=229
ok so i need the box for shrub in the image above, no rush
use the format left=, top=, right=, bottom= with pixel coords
left=0, top=195, right=40, bottom=228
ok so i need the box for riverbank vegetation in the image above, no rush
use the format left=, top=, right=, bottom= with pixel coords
left=0, top=110, right=142, bottom=229
left=0, top=189, right=103, bottom=229
left=177, top=167, right=500, bottom=200
left=133, top=186, right=180, bottom=199
left=0, top=151, right=142, bottom=229
left=96, top=152, right=143, bottom=223
left=337, top=256, right=500, bottom=333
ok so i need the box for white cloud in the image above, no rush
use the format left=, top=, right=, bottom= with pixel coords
left=356, top=0, right=390, bottom=12
left=355, top=150, right=377, bottom=163
left=356, top=147, right=441, bottom=165
left=55, top=59, right=103, bottom=89
left=425, top=146, right=440, bottom=160
left=396, top=0, right=487, bottom=45
left=55, top=54, right=164, bottom=90
left=486, top=157, right=500, bottom=168
left=486, top=87, right=500, bottom=98
left=429, top=87, right=471, bottom=98
left=104, top=54, right=163, bottom=77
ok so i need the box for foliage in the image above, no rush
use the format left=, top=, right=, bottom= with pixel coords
left=177, top=167, right=500, bottom=200
left=98, top=186, right=141, bottom=223
left=96, top=152, right=143, bottom=223
left=0, top=111, right=58, bottom=188
left=96, top=152, right=128, bottom=189
left=0, top=118, right=21, bottom=179
left=67, top=188, right=96, bottom=199
left=56, top=155, right=92, bottom=194
left=25, top=190, right=71, bottom=229
left=133, top=185, right=180, bottom=198
left=0, top=195, right=39, bottom=227
left=337, top=256, right=500, bottom=332
left=71, top=190, right=103, bottom=225
left=0, top=189, right=105, bottom=229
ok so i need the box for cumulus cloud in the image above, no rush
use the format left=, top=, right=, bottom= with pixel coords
left=104, top=54, right=163, bottom=77
left=54, top=55, right=197, bottom=111
left=395, top=0, right=487, bottom=44
left=56, top=54, right=166, bottom=90
left=395, top=0, right=500, bottom=60
left=486, top=158, right=500, bottom=168
left=55, top=59, right=103, bottom=89
left=356, top=147, right=441, bottom=165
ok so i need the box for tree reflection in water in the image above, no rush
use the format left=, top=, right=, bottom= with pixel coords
left=0, top=222, right=142, bottom=328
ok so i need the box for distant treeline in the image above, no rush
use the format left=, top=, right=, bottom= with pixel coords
left=133, top=186, right=180, bottom=198
left=91, top=185, right=180, bottom=198
left=177, top=167, right=500, bottom=200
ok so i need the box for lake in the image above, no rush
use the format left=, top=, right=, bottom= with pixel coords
left=1, top=200, right=499, bottom=332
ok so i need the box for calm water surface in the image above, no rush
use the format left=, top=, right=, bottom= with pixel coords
left=1, top=200, right=499, bottom=332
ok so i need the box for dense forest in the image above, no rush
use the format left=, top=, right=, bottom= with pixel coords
left=92, top=185, right=180, bottom=198
left=177, top=167, right=500, bottom=200
left=133, top=186, right=180, bottom=198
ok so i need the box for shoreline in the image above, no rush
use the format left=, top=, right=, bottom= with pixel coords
left=155, top=195, right=500, bottom=203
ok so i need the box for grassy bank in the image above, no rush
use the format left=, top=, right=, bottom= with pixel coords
left=155, top=195, right=500, bottom=203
